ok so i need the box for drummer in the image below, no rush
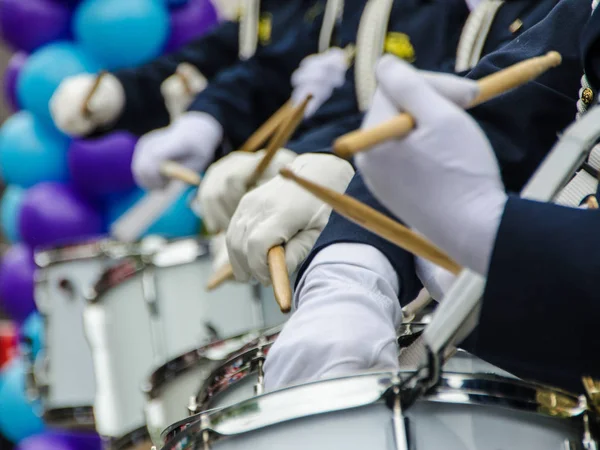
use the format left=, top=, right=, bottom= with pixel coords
left=353, top=40, right=600, bottom=393
left=197, top=0, right=492, bottom=276
left=252, top=0, right=591, bottom=391
left=49, top=0, right=342, bottom=145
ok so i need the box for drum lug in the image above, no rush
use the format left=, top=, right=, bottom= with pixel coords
left=188, top=395, right=199, bottom=416
left=200, top=414, right=212, bottom=450
left=253, top=337, right=268, bottom=396
left=583, top=412, right=599, bottom=450
left=391, top=375, right=410, bottom=450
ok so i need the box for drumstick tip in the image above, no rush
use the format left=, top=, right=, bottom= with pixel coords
left=279, top=167, right=295, bottom=180
left=545, top=51, right=562, bottom=67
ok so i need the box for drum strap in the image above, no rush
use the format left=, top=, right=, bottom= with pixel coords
left=354, top=0, right=394, bottom=112
left=455, top=0, right=505, bottom=72
left=558, top=0, right=599, bottom=204
left=239, top=0, right=260, bottom=60
left=553, top=144, right=600, bottom=208
left=319, top=0, right=345, bottom=53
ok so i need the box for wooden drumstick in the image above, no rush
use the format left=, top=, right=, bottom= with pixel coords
left=159, top=161, right=202, bottom=186
left=334, top=51, right=563, bottom=158
left=207, top=97, right=312, bottom=309
left=279, top=168, right=462, bottom=275
left=238, top=100, right=294, bottom=153
left=206, top=263, right=236, bottom=291
left=268, top=246, right=292, bottom=312
left=175, top=66, right=194, bottom=96
left=81, top=70, right=108, bottom=118
left=245, top=94, right=312, bottom=188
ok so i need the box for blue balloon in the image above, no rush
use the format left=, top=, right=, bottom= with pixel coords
left=74, top=0, right=170, bottom=70
left=20, top=313, right=44, bottom=361
left=0, top=185, right=25, bottom=242
left=16, top=41, right=101, bottom=124
left=0, top=112, right=70, bottom=188
left=0, top=359, right=45, bottom=443
left=105, top=187, right=201, bottom=238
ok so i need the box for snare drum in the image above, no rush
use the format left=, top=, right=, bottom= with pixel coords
left=83, top=238, right=287, bottom=441
left=31, top=239, right=137, bottom=430
left=103, top=427, right=151, bottom=450
left=143, top=328, right=276, bottom=446
left=164, top=371, right=594, bottom=450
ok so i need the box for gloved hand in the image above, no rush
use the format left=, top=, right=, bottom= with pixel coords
left=161, top=63, right=208, bottom=120
left=264, top=243, right=402, bottom=390
left=132, top=111, right=223, bottom=190
left=50, top=73, right=125, bottom=137
left=415, top=257, right=456, bottom=301
left=195, top=148, right=297, bottom=233
left=355, top=55, right=507, bottom=275
left=291, top=47, right=349, bottom=118
left=209, top=233, right=230, bottom=272
left=227, top=153, right=355, bottom=285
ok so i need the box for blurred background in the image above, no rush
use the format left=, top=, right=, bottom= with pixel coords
left=0, top=1, right=240, bottom=448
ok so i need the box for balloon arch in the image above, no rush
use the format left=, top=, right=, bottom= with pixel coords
left=0, top=0, right=220, bottom=446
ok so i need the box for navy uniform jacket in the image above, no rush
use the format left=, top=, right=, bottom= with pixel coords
left=112, top=20, right=239, bottom=136
left=466, top=5, right=600, bottom=394
left=187, top=0, right=329, bottom=152
left=289, top=0, right=471, bottom=154
left=299, top=0, right=586, bottom=307
left=111, top=0, right=321, bottom=136
left=465, top=197, right=600, bottom=393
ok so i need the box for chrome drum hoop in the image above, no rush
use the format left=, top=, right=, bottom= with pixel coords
left=163, top=371, right=590, bottom=450
left=142, top=328, right=269, bottom=400
left=102, top=426, right=151, bottom=450
left=43, top=406, right=96, bottom=431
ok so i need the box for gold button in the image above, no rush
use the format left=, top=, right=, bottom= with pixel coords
left=582, top=87, right=595, bottom=105
left=509, top=19, right=523, bottom=34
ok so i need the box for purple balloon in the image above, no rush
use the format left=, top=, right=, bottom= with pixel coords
left=0, top=244, right=36, bottom=324
left=165, top=0, right=218, bottom=52
left=68, top=132, right=137, bottom=198
left=16, top=430, right=102, bottom=450
left=18, top=183, right=103, bottom=249
left=3, top=52, right=27, bottom=112
left=0, top=0, right=71, bottom=53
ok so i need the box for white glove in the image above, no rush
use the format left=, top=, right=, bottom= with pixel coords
left=196, top=148, right=297, bottom=233
left=209, top=233, right=230, bottom=272
left=354, top=56, right=507, bottom=275
left=50, top=73, right=125, bottom=137
left=161, top=63, right=208, bottom=121
left=226, top=153, right=355, bottom=285
left=291, top=47, right=349, bottom=118
left=132, top=111, right=223, bottom=190
left=415, top=257, right=456, bottom=301
left=264, top=243, right=402, bottom=390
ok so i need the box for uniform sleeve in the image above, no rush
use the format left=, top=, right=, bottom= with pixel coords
left=296, top=0, right=589, bottom=307
left=186, top=9, right=324, bottom=150
left=468, top=196, right=600, bottom=393
left=581, top=5, right=600, bottom=93
left=112, top=21, right=240, bottom=136
left=465, top=0, right=588, bottom=192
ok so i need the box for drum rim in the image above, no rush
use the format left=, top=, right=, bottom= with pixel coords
left=192, top=323, right=427, bottom=415
left=102, top=426, right=151, bottom=450
left=143, top=328, right=269, bottom=399
left=87, top=257, right=146, bottom=302
left=163, top=371, right=588, bottom=448
left=43, top=405, right=96, bottom=431
left=193, top=329, right=282, bottom=412
left=33, top=238, right=143, bottom=268
left=87, top=238, right=211, bottom=301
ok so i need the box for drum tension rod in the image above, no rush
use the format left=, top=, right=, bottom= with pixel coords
left=391, top=375, right=411, bottom=450
left=200, top=414, right=212, bottom=450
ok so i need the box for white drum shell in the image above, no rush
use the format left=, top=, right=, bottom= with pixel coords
left=34, top=253, right=109, bottom=413
left=167, top=372, right=589, bottom=450
left=85, top=239, right=287, bottom=439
